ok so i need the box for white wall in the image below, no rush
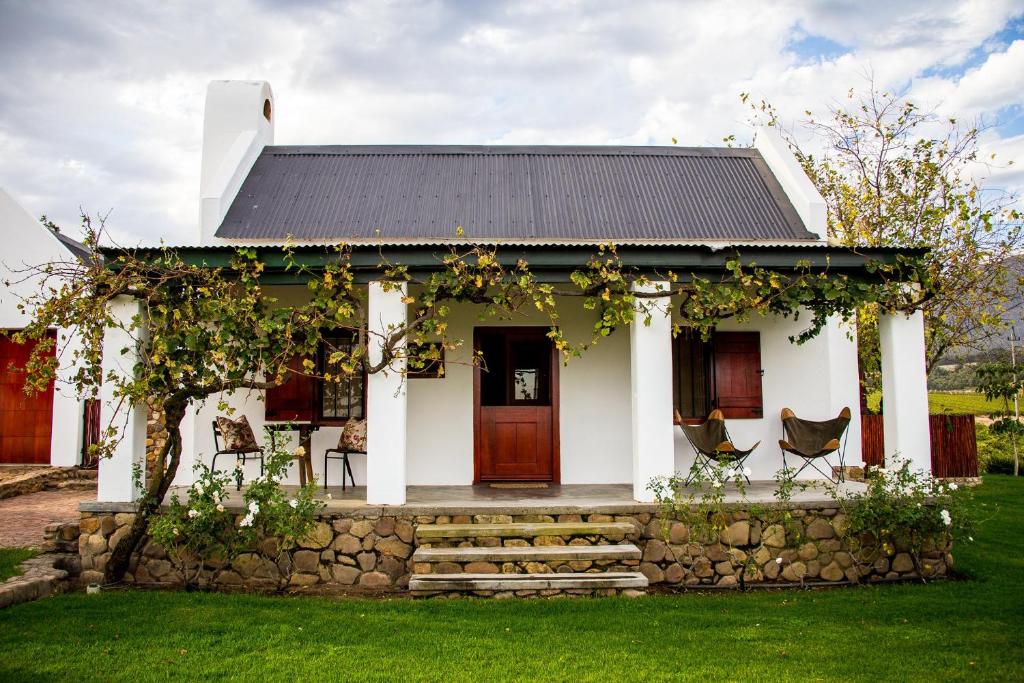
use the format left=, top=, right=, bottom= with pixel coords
left=406, top=296, right=634, bottom=486
left=671, top=309, right=863, bottom=481
left=177, top=291, right=862, bottom=488
left=178, top=291, right=634, bottom=487
left=0, top=187, right=86, bottom=466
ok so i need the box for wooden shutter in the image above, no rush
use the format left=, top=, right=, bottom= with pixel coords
left=712, top=332, right=763, bottom=419
left=265, top=355, right=316, bottom=422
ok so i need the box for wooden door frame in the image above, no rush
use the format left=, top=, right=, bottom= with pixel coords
left=472, top=326, right=560, bottom=484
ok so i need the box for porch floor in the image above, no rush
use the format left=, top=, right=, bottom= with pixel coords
left=161, top=481, right=866, bottom=516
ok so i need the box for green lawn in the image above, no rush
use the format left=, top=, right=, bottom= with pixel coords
left=0, top=548, right=35, bottom=582
left=1, top=479, right=1022, bottom=682
left=867, top=390, right=1008, bottom=415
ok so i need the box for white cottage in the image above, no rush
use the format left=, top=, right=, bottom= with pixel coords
left=94, top=80, right=932, bottom=507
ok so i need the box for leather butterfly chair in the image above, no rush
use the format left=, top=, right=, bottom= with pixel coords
left=778, top=407, right=852, bottom=482
left=677, top=409, right=761, bottom=485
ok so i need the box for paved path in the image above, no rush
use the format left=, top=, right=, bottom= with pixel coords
left=0, top=489, right=93, bottom=548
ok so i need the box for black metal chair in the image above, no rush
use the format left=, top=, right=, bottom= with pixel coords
left=677, top=409, right=760, bottom=485
left=778, top=407, right=852, bottom=482
left=323, top=445, right=363, bottom=491
left=324, top=417, right=366, bottom=491
left=212, top=420, right=266, bottom=490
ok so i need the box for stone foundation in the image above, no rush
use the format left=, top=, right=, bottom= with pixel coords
left=77, top=504, right=952, bottom=594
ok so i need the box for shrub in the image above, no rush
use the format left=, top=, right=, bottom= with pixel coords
left=833, top=457, right=973, bottom=579
left=149, top=464, right=239, bottom=589
left=976, top=422, right=1020, bottom=475
left=237, top=437, right=326, bottom=592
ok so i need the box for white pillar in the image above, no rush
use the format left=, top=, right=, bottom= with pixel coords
left=366, top=281, right=408, bottom=505
left=630, top=281, right=676, bottom=501
left=97, top=296, right=149, bottom=502
left=49, top=327, right=85, bottom=467
left=879, top=309, right=932, bottom=473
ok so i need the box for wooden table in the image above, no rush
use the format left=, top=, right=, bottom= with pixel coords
left=264, top=422, right=320, bottom=486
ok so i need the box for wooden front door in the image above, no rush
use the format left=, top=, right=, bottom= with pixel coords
left=0, top=332, right=56, bottom=464
left=474, top=327, right=559, bottom=482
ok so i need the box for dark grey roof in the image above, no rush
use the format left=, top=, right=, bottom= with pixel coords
left=55, top=232, right=92, bottom=261
left=216, top=145, right=818, bottom=242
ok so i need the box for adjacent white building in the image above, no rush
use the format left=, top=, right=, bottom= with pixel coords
left=0, top=187, right=88, bottom=467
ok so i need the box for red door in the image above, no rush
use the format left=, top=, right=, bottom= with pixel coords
left=474, top=327, right=559, bottom=482
left=0, top=332, right=56, bottom=464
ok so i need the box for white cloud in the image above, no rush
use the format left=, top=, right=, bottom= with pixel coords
left=911, top=40, right=1024, bottom=118
left=0, top=0, right=1021, bottom=244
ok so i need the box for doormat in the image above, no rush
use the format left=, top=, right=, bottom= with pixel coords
left=488, top=483, right=550, bottom=489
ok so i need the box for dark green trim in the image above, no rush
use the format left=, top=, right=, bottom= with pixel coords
left=103, top=243, right=927, bottom=284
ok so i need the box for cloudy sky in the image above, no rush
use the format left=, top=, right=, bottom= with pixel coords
left=1, top=0, right=1022, bottom=245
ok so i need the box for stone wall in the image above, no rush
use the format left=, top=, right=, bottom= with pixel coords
left=1, top=522, right=80, bottom=610
left=77, top=505, right=953, bottom=593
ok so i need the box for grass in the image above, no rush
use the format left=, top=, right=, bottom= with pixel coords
left=0, top=479, right=1022, bottom=682
left=867, top=390, right=1007, bottom=415
left=0, top=548, right=36, bottom=582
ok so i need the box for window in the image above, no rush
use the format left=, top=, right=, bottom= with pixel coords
left=318, top=335, right=364, bottom=422
left=479, top=329, right=551, bottom=406
left=264, top=336, right=365, bottom=424
left=673, top=333, right=713, bottom=420
left=673, top=331, right=763, bottom=421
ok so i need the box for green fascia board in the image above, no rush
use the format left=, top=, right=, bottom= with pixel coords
left=103, top=243, right=927, bottom=283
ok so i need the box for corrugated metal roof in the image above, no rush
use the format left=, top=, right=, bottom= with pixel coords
left=216, top=145, right=818, bottom=242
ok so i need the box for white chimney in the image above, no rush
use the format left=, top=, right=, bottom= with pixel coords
left=199, top=80, right=274, bottom=244
left=753, top=126, right=828, bottom=242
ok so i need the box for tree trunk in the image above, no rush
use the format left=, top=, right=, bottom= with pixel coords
left=104, top=403, right=186, bottom=583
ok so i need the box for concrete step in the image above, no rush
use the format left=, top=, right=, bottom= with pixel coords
left=415, top=521, right=635, bottom=542
left=409, top=571, right=649, bottom=593
left=412, top=543, right=641, bottom=564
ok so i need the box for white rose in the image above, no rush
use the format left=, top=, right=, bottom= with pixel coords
left=293, top=446, right=306, bottom=457
left=187, top=509, right=199, bottom=519
left=948, top=482, right=958, bottom=491
left=712, top=480, right=723, bottom=488
left=939, top=509, right=952, bottom=526
left=289, top=499, right=299, bottom=509
left=239, top=514, right=253, bottom=528
left=216, top=504, right=225, bottom=513
left=248, top=501, right=260, bottom=514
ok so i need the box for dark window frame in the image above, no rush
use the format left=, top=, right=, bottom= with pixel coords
left=315, top=334, right=366, bottom=425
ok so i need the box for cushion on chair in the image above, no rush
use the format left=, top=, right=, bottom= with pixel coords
left=216, top=415, right=259, bottom=452
left=338, top=418, right=367, bottom=452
